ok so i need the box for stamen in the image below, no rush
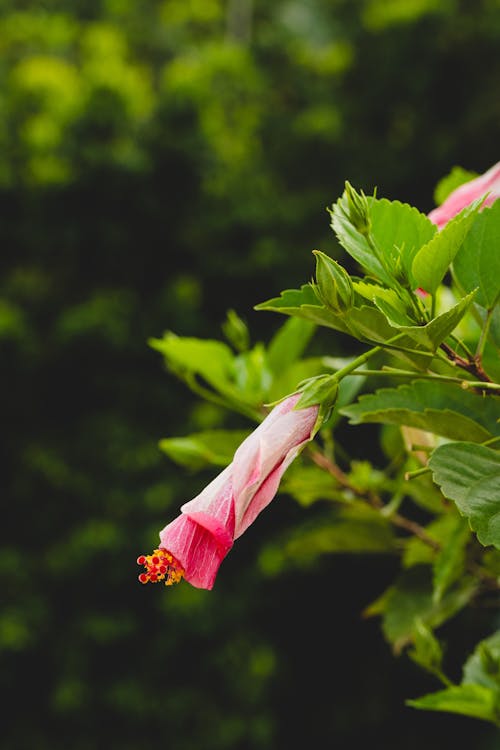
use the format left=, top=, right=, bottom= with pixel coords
left=136, top=548, right=184, bottom=586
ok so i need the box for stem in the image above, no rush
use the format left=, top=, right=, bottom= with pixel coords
left=405, top=466, right=432, bottom=480
left=430, top=294, right=436, bottom=318
left=332, top=332, right=412, bottom=382
left=346, top=367, right=477, bottom=387
left=440, top=341, right=492, bottom=383
left=308, top=448, right=440, bottom=551
left=449, top=333, right=475, bottom=360
left=475, top=307, right=493, bottom=360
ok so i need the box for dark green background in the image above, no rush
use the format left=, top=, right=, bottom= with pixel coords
left=2, top=1, right=499, bottom=747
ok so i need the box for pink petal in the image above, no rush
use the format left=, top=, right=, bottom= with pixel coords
left=428, top=161, right=500, bottom=229
left=159, top=506, right=235, bottom=590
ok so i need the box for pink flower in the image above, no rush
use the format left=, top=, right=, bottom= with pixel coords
left=137, top=394, right=319, bottom=590
left=428, top=161, right=500, bottom=229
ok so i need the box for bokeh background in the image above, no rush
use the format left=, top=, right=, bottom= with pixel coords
left=2, top=1, right=500, bottom=748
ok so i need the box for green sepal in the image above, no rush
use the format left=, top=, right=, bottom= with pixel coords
left=312, top=250, right=354, bottom=314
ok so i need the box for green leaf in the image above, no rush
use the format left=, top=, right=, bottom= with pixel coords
left=408, top=619, right=444, bottom=675
left=463, top=631, right=500, bottom=691
left=255, top=285, right=351, bottom=333
left=432, top=515, right=470, bottom=603
left=380, top=566, right=476, bottom=652
left=429, top=442, right=500, bottom=548
left=232, top=344, right=270, bottom=401
left=284, top=504, right=398, bottom=557
left=354, top=280, right=414, bottom=325
left=330, top=195, right=436, bottom=286
left=453, top=201, right=500, bottom=309
left=159, top=429, right=250, bottom=470
left=382, top=291, right=476, bottom=350
left=412, top=202, right=480, bottom=294
left=221, top=309, right=250, bottom=352
left=280, top=463, right=346, bottom=506
left=341, top=380, right=498, bottom=442
left=150, top=332, right=233, bottom=385
left=434, top=166, right=478, bottom=206
left=402, top=514, right=459, bottom=569
left=266, top=317, right=316, bottom=374
left=407, top=684, right=499, bottom=724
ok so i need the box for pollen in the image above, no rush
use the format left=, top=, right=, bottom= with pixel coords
left=136, top=548, right=184, bottom=586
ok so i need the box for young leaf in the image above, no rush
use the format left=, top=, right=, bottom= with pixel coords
left=255, top=285, right=351, bottom=333
left=428, top=442, right=500, bottom=549
left=150, top=332, right=234, bottom=390
left=407, top=684, right=499, bottom=724
left=341, top=380, right=498, bottom=442
left=330, top=194, right=435, bottom=286
left=380, top=291, right=476, bottom=350
left=453, top=201, right=500, bottom=309
left=412, top=202, right=480, bottom=294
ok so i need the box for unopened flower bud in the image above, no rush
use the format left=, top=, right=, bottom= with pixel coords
left=344, top=181, right=371, bottom=235
left=313, top=250, right=354, bottom=314
left=222, top=309, right=250, bottom=352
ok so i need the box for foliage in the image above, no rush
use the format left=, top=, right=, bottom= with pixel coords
left=2, top=1, right=500, bottom=748
left=158, top=175, right=500, bottom=728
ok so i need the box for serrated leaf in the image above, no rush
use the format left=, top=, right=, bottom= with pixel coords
left=340, top=380, right=498, bottom=442
left=354, top=279, right=414, bottom=325
left=407, top=684, right=499, bottom=723
left=255, top=285, right=351, bottom=333
left=330, top=195, right=436, bottom=286
left=385, top=291, right=476, bottom=350
left=453, top=201, right=500, bottom=309
left=429, top=442, right=500, bottom=549
left=159, top=429, right=250, bottom=470
left=266, top=317, right=316, bottom=374
left=434, top=166, right=478, bottom=206
left=412, top=202, right=480, bottom=294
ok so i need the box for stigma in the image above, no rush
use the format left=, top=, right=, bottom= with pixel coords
left=137, top=548, right=184, bottom=586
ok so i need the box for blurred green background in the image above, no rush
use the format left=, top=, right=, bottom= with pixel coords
left=2, top=1, right=499, bottom=748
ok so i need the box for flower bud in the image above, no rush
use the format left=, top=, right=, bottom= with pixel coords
left=344, top=181, right=371, bottom=234
left=313, top=250, right=354, bottom=314
left=222, top=309, right=250, bottom=352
